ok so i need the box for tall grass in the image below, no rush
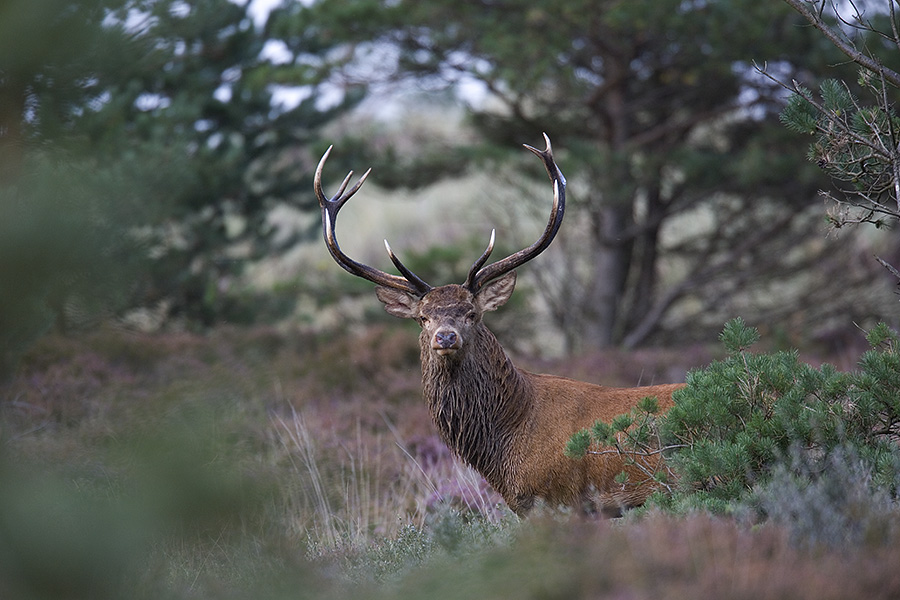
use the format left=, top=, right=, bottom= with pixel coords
left=271, top=406, right=508, bottom=555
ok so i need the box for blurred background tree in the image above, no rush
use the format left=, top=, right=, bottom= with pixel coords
left=0, top=0, right=360, bottom=374
left=274, top=0, right=896, bottom=350
left=3, top=0, right=899, bottom=374
left=1, top=0, right=142, bottom=374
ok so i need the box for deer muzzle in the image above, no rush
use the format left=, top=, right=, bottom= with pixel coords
left=432, top=329, right=461, bottom=355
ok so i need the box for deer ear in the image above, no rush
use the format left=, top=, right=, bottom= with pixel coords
left=375, top=286, right=420, bottom=319
left=475, top=272, right=516, bottom=313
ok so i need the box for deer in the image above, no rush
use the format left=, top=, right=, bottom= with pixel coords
left=314, top=134, right=684, bottom=516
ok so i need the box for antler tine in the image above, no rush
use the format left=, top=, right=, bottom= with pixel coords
left=464, top=229, right=496, bottom=289
left=384, top=239, right=432, bottom=292
left=314, top=146, right=336, bottom=207
left=466, top=133, right=566, bottom=293
left=315, top=146, right=370, bottom=211
left=315, top=147, right=432, bottom=296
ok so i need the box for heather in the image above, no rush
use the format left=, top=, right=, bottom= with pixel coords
left=3, top=326, right=900, bottom=599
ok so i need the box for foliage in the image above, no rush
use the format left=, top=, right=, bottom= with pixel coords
left=781, top=76, right=900, bottom=229
left=566, top=395, right=675, bottom=492
left=569, top=318, right=900, bottom=516
left=754, top=446, right=900, bottom=549
left=0, top=0, right=367, bottom=367
left=4, top=0, right=888, bottom=354
left=0, top=156, right=148, bottom=377
left=278, top=0, right=860, bottom=350
left=775, top=0, right=900, bottom=281
left=336, top=511, right=511, bottom=585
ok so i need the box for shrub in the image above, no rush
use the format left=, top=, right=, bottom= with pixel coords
left=569, top=318, right=900, bottom=520
left=751, top=446, right=900, bottom=549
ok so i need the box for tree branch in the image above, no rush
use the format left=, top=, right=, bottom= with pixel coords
left=782, top=0, right=900, bottom=88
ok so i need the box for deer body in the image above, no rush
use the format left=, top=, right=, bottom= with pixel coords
left=507, top=374, right=681, bottom=513
left=315, top=134, right=683, bottom=516
left=379, top=281, right=682, bottom=515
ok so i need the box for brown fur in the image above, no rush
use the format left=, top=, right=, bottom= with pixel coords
left=376, top=276, right=684, bottom=516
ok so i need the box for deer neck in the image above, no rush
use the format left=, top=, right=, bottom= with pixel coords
left=420, top=325, right=531, bottom=490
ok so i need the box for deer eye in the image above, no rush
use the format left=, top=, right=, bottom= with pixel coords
left=465, top=312, right=477, bottom=323
left=418, top=316, right=429, bottom=326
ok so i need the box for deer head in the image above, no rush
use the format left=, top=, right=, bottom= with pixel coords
left=314, top=133, right=566, bottom=355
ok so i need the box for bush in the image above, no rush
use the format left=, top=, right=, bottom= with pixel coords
left=752, top=446, right=900, bottom=549
left=569, top=318, right=900, bottom=522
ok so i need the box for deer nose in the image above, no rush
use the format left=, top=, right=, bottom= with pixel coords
left=434, top=330, right=459, bottom=350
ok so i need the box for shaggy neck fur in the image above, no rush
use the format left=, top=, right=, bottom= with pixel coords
left=420, top=324, right=532, bottom=498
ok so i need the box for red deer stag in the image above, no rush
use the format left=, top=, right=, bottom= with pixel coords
left=314, top=134, right=683, bottom=516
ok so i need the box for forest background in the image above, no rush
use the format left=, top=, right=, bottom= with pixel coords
left=3, top=1, right=900, bottom=599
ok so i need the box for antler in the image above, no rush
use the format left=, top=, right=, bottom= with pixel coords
left=464, top=133, right=566, bottom=293
left=315, top=147, right=432, bottom=296
left=316, top=134, right=564, bottom=297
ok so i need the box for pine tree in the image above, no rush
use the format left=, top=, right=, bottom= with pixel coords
left=278, top=0, right=849, bottom=349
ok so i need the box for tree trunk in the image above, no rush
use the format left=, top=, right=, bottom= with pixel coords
left=580, top=57, right=636, bottom=350
left=0, top=71, right=26, bottom=182
left=581, top=203, right=633, bottom=348
left=624, top=183, right=664, bottom=338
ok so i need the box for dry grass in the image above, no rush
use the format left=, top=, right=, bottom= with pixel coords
left=271, top=404, right=507, bottom=554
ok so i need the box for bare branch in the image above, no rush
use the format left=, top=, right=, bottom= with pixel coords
left=585, top=444, right=689, bottom=457
left=782, top=0, right=900, bottom=88
left=875, top=255, right=900, bottom=283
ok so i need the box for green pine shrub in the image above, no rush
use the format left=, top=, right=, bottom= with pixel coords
left=569, top=318, right=900, bottom=520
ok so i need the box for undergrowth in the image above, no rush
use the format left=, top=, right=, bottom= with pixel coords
left=3, top=326, right=900, bottom=599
